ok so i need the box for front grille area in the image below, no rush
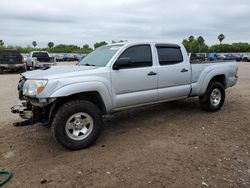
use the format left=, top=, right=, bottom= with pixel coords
left=18, top=77, right=26, bottom=99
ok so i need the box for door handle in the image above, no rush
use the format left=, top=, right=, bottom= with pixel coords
left=147, top=71, right=157, bottom=76
left=181, top=68, right=188, bottom=72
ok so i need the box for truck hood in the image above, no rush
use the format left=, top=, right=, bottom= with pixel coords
left=22, top=65, right=99, bottom=79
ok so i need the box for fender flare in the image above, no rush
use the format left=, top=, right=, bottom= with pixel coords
left=49, top=81, right=113, bottom=112
left=200, top=70, right=227, bottom=95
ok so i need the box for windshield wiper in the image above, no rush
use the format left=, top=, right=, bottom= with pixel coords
left=81, top=63, right=97, bottom=66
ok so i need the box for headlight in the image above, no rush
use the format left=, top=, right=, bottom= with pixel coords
left=23, top=79, right=48, bottom=97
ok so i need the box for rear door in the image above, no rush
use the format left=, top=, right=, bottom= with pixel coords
left=111, top=44, right=158, bottom=108
left=156, top=44, right=191, bottom=101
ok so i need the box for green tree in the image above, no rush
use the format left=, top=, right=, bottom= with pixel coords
left=188, top=36, right=194, bottom=42
left=188, top=36, right=194, bottom=53
left=49, top=44, right=80, bottom=53
left=197, top=36, right=205, bottom=53
left=82, top=44, right=93, bottom=54
left=0, top=39, right=4, bottom=46
left=94, top=41, right=107, bottom=49
left=183, top=36, right=209, bottom=53
left=48, top=42, right=54, bottom=48
left=218, top=34, right=225, bottom=44
left=32, top=41, right=37, bottom=48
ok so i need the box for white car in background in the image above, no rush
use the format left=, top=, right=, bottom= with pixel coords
left=242, top=54, right=250, bottom=62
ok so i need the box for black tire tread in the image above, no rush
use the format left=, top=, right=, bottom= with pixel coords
left=199, top=81, right=225, bottom=112
left=51, top=100, right=102, bottom=150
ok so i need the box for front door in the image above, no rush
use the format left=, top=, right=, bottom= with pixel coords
left=111, top=44, right=158, bottom=109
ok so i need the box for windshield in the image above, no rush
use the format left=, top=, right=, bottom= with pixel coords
left=78, top=45, right=123, bottom=67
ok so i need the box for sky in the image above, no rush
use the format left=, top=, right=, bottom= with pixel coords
left=0, top=0, right=250, bottom=47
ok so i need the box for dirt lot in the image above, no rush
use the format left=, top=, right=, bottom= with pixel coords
left=0, top=62, right=249, bottom=188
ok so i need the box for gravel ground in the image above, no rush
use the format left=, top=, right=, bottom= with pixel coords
left=0, top=62, right=249, bottom=188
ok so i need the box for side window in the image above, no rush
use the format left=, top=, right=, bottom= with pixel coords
left=116, top=45, right=152, bottom=69
left=156, top=47, right=183, bottom=65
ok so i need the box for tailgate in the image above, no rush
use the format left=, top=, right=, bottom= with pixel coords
left=36, top=57, right=51, bottom=62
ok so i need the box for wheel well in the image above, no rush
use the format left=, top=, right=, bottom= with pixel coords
left=52, top=91, right=107, bottom=117
left=210, top=75, right=226, bottom=88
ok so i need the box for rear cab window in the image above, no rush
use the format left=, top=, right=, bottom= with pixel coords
left=32, top=52, right=49, bottom=58
left=0, top=50, right=22, bottom=63
left=156, top=44, right=183, bottom=65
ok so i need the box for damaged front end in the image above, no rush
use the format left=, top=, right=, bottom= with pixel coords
left=11, top=76, right=56, bottom=127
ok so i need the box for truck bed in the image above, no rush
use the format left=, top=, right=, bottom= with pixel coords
left=191, top=61, right=236, bottom=83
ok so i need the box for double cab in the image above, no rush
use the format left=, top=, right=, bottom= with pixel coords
left=11, top=42, right=238, bottom=150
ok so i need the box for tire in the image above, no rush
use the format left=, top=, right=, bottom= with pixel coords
left=51, top=100, right=103, bottom=150
left=199, top=82, right=225, bottom=112
left=31, top=62, right=35, bottom=70
left=20, top=66, right=26, bottom=73
left=243, top=57, right=248, bottom=62
left=26, top=63, right=31, bottom=70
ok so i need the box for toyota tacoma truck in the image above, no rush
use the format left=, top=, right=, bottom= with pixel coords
left=11, top=42, right=238, bottom=150
left=26, top=51, right=56, bottom=70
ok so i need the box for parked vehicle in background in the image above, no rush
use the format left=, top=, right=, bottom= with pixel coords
left=62, top=54, right=76, bottom=61
left=223, top=54, right=242, bottom=61
left=216, top=54, right=225, bottom=60
left=190, top=53, right=207, bottom=62
left=74, top=54, right=86, bottom=61
left=26, top=51, right=56, bottom=70
left=11, top=42, right=238, bottom=150
left=0, top=49, right=26, bottom=73
left=198, top=53, right=242, bottom=62
left=75, top=54, right=86, bottom=62
left=208, top=52, right=219, bottom=61
left=54, top=54, right=64, bottom=62
left=242, top=54, right=250, bottom=62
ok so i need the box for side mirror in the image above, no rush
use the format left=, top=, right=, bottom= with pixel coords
left=113, top=57, right=132, bottom=70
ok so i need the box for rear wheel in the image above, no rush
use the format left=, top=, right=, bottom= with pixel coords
left=20, top=66, right=26, bottom=73
left=51, top=100, right=103, bottom=150
left=199, top=82, right=225, bottom=112
left=31, top=62, right=35, bottom=70
left=26, top=63, right=31, bottom=70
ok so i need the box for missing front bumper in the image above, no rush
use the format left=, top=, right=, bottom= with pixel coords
left=11, top=104, right=32, bottom=119
left=11, top=104, right=35, bottom=127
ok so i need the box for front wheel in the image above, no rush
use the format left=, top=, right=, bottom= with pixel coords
left=51, top=100, right=103, bottom=150
left=199, top=82, right=225, bottom=112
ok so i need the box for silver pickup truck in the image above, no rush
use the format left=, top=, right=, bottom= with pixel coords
left=11, top=42, right=238, bottom=150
